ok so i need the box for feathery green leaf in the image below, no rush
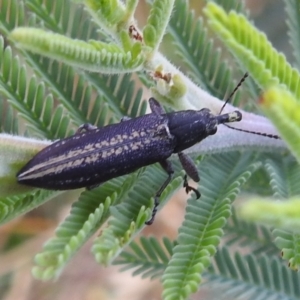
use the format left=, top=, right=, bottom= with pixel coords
left=143, top=0, right=175, bottom=51
left=0, top=190, right=60, bottom=224
left=273, top=229, right=300, bottom=271
left=167, top=0, right=246, bottom=100
left=115, top=236, right=174, bottom=279
left=225, top=208, right=278, bottom=256
left=284, top=0, right=300, bottom=70
left=32, top=181, right=122, bottom=280
left=205, top=2, right=300, bottom=99
left=206, top=246, right=300, bottom=299
left=92, top=165, right=183, bottom=265
left=162, top=152, right=261, bottom=300
left=260, top=87, right=300, bottom=164
left=11, top=28, right=144, bottom=73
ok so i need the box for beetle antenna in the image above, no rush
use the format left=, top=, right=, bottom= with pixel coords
left=219, top=72, right=280, bottom=139
left=223, top=123, right=280, bottom=139
left=219, top=72, right=249, bottom=115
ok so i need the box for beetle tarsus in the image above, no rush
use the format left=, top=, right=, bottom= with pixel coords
left=183, top=175, right=201, bottom=199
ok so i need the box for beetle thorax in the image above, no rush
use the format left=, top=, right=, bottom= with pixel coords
left=166, top=109, right=218, bottom=153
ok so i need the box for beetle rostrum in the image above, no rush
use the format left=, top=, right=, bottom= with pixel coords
left=17, top=98, right=242, bottom=225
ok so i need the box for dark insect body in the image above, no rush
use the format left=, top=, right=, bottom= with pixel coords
left=17, top=98, right=242, bottom=224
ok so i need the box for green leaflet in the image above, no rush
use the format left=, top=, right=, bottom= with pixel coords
left=240, top=198, right=300, bottom=231
left=83, top=0, right=126, bottom=31
left=143, top=0, right=175, bottom=50
left=265, top=157, right=300, bottom=199
left=273, top=229, right=300, bottom=271
left=0, top=189, right=60, bottom=224
left=125, top=0, right=139, bottom=22
left=115, top=236, right=173, bottom=279
left=0, top=0, right=24, bottom=34
left=11, top=28, right=144, bottom=73
left=260, top=87, right=300, bottom=164
left=0, top=100, right=18, bottom=134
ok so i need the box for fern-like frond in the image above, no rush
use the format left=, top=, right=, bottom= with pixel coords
left=205, top=2, right=300, bottom=99
left=32, top=164, right=182, bottom=280
left=26, top=0, right=72, bottom=34
left=84, top=73, right=147, bottom=121
left=81, top=0, right=126, bottom=35
left=224, top=208, right=278, bottom=256
left=273, top=229, right=300, bottom=271
left=242, top=156, right=274, bottom=196
left=0, top=2, right=296, bottom=298
left=284, top=0, right=300, bottom=70
left=240, top=197, right=300, bottom=232
left=92, top=165, right=183, bottom=265
left=32, top=177, right=126, bottom=280
left=26, top=0, right=133, bottom=123
left=0, top=0, right=25, bottom=35
left=0, top=37, right=71, bottom=139
left=26, top=0, right=112, bottom=43
left=11, top=28, right=144, bottom=73
left=167, top=0, right=245, bottom=101
left=265, top=156, right=300, bottom=198
left=209, top=0, right=246, bottom=13
left=162, top=152, right=261, bottom=300
left=27, top=55, right=145, bottom=128
left=125, top=0, right=139, bottom=23
left=0, top=190, right=59, bottom=224
left=260, top=87, right=300, bottom=164
left=205, top=246, right=300, bottom=299
left=1, top=0, right=146, bottom=130
left=0, top=100, right=18, bottom=134
left=240, top=155, right=300, bottom=270
left=114, top=236, right=174, bottom=279
left=143, top=0, right=175, bottom=51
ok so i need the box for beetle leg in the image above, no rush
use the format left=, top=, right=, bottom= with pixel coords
left=149, top=97, right=166, bottom=116
left=178, top=152, right=201, bottom=199
left=76, top=123, right=98, bottom=134
left=145, top=159, right=174, bottom=225
left=178, top=152, right=199, bottom=182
